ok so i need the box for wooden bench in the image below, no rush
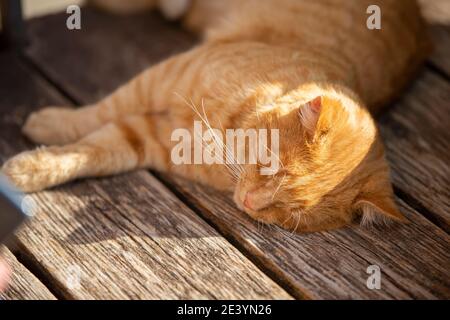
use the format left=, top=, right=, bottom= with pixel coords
left=0, top=1, right=449, bottom=299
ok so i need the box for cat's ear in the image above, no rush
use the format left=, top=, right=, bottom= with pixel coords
left=298, top=96, right=322, bottom=134
left=356, top=164, right=408, bottom=226
left=355, top=195, right=406, bottom=226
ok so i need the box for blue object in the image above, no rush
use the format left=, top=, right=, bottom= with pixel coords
left=0, top=174, right=31, bottom=244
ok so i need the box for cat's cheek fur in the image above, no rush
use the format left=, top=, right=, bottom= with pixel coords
left=233, top=188, right=245, bottom=211
left=242, top=207, right=282, bottom=227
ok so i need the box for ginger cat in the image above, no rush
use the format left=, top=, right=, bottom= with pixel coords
left=2, top=0, right=430, bottom=232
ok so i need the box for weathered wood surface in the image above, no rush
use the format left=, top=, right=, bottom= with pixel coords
left=169, top=176, right=450, bottom=299
left=20, top=8, right=450, bottom=299
left=378, top=0, right=450, bottom=230
left=0, top=53, right=291, bottom=299
left=0, top=247, right=56, bottom=300
left=379, top=71, right=450, bottom=232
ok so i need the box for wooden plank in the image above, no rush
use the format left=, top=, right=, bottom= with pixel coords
left=168, top=176, right=450, bottom=299
left=428, top=25, right=450, bottom=76
left=22, top=8, right=450, bottom=299
left=382, top=0, right=450, bottom=229
left=379, top=71, right=450, bottom=231
left=0, top=52, right=291, bottom=299
left=0, top=247, right=56, bottom=300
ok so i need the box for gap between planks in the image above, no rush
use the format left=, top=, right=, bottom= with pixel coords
left=0, top=247, right=56, bottom=300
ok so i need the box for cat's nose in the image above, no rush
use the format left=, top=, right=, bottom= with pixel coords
left=243, top=189, right=273, bottom=211
left=244, top=192, right=261, bottom=211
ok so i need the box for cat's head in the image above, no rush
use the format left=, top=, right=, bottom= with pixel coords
left=234, top=89, right=405, bottom=232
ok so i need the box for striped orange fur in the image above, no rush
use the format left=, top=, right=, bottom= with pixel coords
left=2, top=0, right=430, bottom=232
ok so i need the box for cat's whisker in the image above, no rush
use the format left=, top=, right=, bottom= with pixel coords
left=199, top=98, right=244, bottom=176
left=255, top=105, right=261, bottom=121
left=215, top=117, right=244, bottom=175
left=264, top=143, right=284, bottom=170
left=175, top=92, right=242, bottom=180
left=280, top=213, right=297, bottom=240
left=271, top=172, right=286, bottom=201
left=193, top=125, right=240, bottom=181
left=259, top=220, right=265, bottom=235
left=202, top=104, right=246, bottom=176
left=255, top=220, right=260, bottom=234
left=281, top=211, right=293, bottom=227
left=291, top=209, right=303, bottom=235
left=175, top=93, right=247, bottom=180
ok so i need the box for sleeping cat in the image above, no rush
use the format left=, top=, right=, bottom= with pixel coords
left=2, top=0, right=430, bottom=232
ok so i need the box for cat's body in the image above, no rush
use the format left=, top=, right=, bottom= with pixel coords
left=2, top=0, right=430, bottom=232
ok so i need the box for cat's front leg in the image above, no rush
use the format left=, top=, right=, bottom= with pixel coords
left=3, top=114, right=168, bottom=192
left=22, top=106, right=102, bottom=146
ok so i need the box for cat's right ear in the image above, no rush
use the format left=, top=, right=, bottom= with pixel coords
left=298, top=96, right=322, bottom=134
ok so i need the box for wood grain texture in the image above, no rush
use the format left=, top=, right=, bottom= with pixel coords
left=21, top=8, right=450, bottom=299
left=0, top=52, right=291, bottom=299
left=11, top=173, right=290, bottom=299
left=167, top=176, right=450, bottom=299
left=0, top=247, right=56, bottom=300
left=379, top=71, right=450, bottom=232
left=382, top=0, right=450, bottom=230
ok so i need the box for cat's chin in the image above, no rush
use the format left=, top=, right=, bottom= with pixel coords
left=233, top=195, right=245, bottom=212
left=232, top=183, right=245, bottom=209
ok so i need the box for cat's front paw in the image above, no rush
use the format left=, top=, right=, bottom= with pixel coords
left=22, top=107, right=78, bottom=146
left=1, top=149, right=60, bottom=192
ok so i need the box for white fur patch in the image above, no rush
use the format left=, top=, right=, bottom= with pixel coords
left=359, top=203, right=392, bottom=227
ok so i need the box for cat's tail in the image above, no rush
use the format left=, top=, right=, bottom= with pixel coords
left=352, top=0, right=432, bottom=113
